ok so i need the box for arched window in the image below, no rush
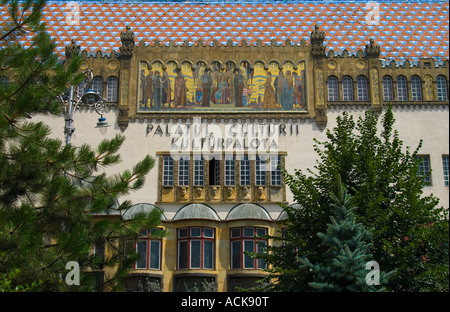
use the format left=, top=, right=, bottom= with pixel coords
left=342, top=76, right=353, bottom=101
left=327, top=76, right=339, bottom=101
left=411, top=76, right=422, bottom=101
left=92, top=77, right=103, bottom=97
left=106, top=77, right=118, bottom=102
left=382, top=76, right=394, bottom=101
left=396, top=76, right=408, bottom=101
left=357, top=76, right=369, bottom=101
left=437, top=76, right=448, bottom=101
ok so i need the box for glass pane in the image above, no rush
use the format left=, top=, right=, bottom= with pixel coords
left=136, top=241, right=147, bottom=269
left=231, top=241, right=241, bottom=269
left=231, top=228, right=241, bottom=238
left=178, top=228, right=188, bottom=238
left=190, top=241, right=201, bottom=268
left=190, top=227, right=201, bottom=237
left=256, top=228, right=267, bottom=237
left=204, top=228, right=214, bottom=238
left=203, top=241, right=213, bottom=269
left=243, top=227, right=254, bottom=237
left=244, top=240, right=255, bottom=268
left=178, top=241, right=188, bottom=269
left=257, top=241, right=267, bottom=269
left=149, top=241, right=160, bottom=269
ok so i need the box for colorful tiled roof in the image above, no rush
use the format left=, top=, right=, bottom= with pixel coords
left=2, top=0, right=449, bottom=60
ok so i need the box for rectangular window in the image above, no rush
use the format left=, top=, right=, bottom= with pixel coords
left=270, top=155, right=281, bottom=186
left=162, top=156, right=174, bottom=186
left=225, top=155, right=236, bottom=186
left=136, top=240, right=147, bottom=269
left=149, top=241, right=161, bottom=269
left=203, top=241, right=214, bottom=269
left=256, top=156, right=267, bottom=186
left=231, top=241, right=241, bottom=269
left=194, top=157, right=204, bottom=186
left=443, top=155, right=449, bottom=187
left=416, top=155, right=431, bottom=186
left=190, top=240, right=201, bottom=269
left=178, top=158, right=189, bottom=186
left=209, top=158, right=220, bottom=185
left=240, top=155, right=251, bottom=186
left=178, top=241, right=188, bottom=269
left=257, top=241, right=267, bottom=269
left=244, top=240, right=255, bottom=268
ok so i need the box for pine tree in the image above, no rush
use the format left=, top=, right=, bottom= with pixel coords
left=0, top=0, right=163, bottom=291
left=297, top=177, right=392, bottom=292
left=257, top=106, right=448, bottom=292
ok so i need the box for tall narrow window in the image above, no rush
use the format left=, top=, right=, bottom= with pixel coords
left=255, top=156, right=266, bottom=186
left=342, top=76, right=353, bottom=101
left=327, top=76, right=339, bottom=101
left=225, top=155, right=235, bottom=186
left=416, top=155, right=431, bottom=186
left=162, top=156, right=174, bottom=186
left=382, top=76, right=394, bottom=101
left=178, top=158, right=189, bottom=186
left=106, top=77, right=118, bottom=102
left=177, top=227, right=215, bottom=270
left=92, top=77, right=103, bottom=96
left=411, top=76, right=422, bottom=101
left=357, top=76, right=369, bottom=101
left=193, top=157, right=204, bottom=186
left=209, top=158, right=220, bottom=185
left=443, top=155, right=449, bottom=187
left=397, top=76, right=408, bottom=101
left=437, top=76, right=448, bottom=101
left=270, top=155, right=281, bottom=186
left=240, top=155, right=250, bottom=186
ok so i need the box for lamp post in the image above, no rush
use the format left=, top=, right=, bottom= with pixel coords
left=59, top=71, right=110, bottom=145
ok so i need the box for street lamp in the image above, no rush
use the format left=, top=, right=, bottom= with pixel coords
left=59, top=80, right=110, bottom=145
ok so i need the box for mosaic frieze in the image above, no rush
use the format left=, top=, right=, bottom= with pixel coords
left=137, top=60, right=307, bottom=113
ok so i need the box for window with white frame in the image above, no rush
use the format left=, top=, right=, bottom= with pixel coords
left=270, top=155, right=281, bottom=186
left=255, top=156, right=267, bottom=186
left=437, top=76, right=448, bottom=101
left=397, top=76, right=408, bottom=101
left=416, top=155, right=431, bottom=186
left=443, top=155, right=449, bottom=187
left=106, top=77, right=118, bottom=102
left=225, top=155, right=236, bottom=186
left=382, top=76, right=394, bottom=101
left=357, top=76, right=369, bottom=101
left=178, top=227, right=215, bottom=270
left=411, top=76, right=422, bottom=101
left=327, top=76, right=339, bottom=101
left=162, top=156, right=174, bottom=186
left=230, top=227, right=267, bottom=269
left=178, top=158, right=189, bottom=186
left=240, top=155, right=251, bottom=186
left=342, top=76, right=353, bottom=101
left=135, top=229, right=162, bottom=270
left=193, top=156, right=204, bottom=186
left=92, top=77, right=103, bottom=96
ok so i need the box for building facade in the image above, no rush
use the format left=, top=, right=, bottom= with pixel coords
left=21, top=0, right=449, bottom=291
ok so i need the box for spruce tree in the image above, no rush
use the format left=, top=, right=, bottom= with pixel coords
left=297, top=177, right=392, bottom=292
left=0, top=0, right=163, bottom=291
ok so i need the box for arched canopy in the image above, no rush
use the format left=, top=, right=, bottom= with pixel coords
left=277, top=203, right=303, bottom=221
left=122, top=203, right=166, bottom=221
left=226, top=203, right=271, bottom=221
left=173, top=203, right=220, bottom=221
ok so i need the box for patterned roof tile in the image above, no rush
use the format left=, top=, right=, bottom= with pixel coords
left=1, top=0, right=448, bottom=60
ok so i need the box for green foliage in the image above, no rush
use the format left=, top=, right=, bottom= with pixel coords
left=0, top=0, right=163, bottom=291
left=259, top=106, right=448, bottom=292
left=297, top=176, right=393, bottom=292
